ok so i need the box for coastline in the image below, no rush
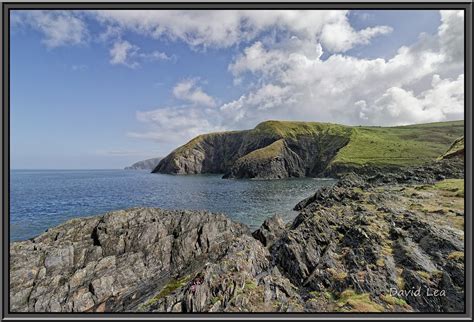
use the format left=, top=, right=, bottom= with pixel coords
left=9, top=158, right=465, bottom=313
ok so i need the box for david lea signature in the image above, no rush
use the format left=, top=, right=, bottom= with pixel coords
left=390, top=287, right=447, bottom=297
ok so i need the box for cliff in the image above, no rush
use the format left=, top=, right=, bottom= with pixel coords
left=153, top=120, right=464, bottom=179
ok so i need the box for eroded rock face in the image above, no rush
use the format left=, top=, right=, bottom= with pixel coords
left=153, top=131, right=253, bottom=175
left=153, top=122, right=351, bottom=180
left=10, top=208, right=249, bottom=312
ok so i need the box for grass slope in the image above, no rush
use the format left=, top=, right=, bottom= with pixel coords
left=253, top=120, right=351, bottom=139
left=332, top=121, right=464, bottom=168
left=238, top=139, right=286, bottom=161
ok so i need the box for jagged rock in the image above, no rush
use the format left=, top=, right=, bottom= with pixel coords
left=10, top=208, right=248, bottom=312
left=252, top=215, right=287, bottom=247
left=140, top=235, right=302, bottom=313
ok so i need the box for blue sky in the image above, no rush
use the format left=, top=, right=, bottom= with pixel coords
left=10, top=10, right=464, bottom=169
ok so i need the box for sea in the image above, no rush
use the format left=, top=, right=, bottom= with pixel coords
left=9, top=169, right=337, bottom=241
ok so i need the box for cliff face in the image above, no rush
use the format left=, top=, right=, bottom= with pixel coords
left=153, top=131, right=251, bottom=175
left=153, top=120, right=464, bottom=179
left=10, top=159, right=465, bottom=313
left=153, top=121, right=352, bottom=179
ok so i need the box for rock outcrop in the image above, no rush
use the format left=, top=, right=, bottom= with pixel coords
left=10, top=159, right=465, bottom=313
left=10, top=209, right=250, bottom=312
left=440, top=136, right=464, bottom=160
left=125, top=158, right=162, bottom=170
left=153, top=120, right=463, bottom=179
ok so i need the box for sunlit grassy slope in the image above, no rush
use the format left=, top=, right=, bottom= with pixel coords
left=332, top=120, right=464, bottom=167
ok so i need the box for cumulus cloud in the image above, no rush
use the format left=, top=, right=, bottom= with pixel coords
left=172, top=79, right=217, bottom=107
left=221, top=10, right=464, bottom=129
left=360, top=74, right=464, bottom=125
left=12, top=10, right=88, bottom=48
left=320, top=18, right=392, bottom=52
left=438, top=10, right=464, bottom=64
left=92, top=10, right=391, bottom=52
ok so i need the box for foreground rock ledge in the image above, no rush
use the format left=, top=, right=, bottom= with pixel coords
left=10, top=161, right=465, bottom=313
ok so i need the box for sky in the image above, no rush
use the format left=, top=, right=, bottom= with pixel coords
left=10, top=10, right=464, bottom=169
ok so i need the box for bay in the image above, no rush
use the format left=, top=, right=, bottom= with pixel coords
left=10, top=169, right=337, bottom=241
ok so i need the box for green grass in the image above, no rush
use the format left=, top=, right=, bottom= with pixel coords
left=434, top=179, right=464, bottom=196
left=336, top=289, right=384, bottom=312
left=380, top=294, right=408, bottom=306
left=253, top=120, right=351, bottom=139
left=238, top=139, right=285, bottom=161
left=140, top=275, right=191, bottom=308
left=332, top=121, right=463, bottom=167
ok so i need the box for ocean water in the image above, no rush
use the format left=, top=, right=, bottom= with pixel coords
left=10, top=170, right=337, bottom=241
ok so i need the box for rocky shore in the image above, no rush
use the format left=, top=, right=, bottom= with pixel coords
left=10, top=158, right=464, bottom=313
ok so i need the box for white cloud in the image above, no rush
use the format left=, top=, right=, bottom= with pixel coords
left=109, top=40, right=139, bottom=67
left=140, top=50, right=174, bottom=62
left=438, top=10, right=464, bottom=64
left=360, top=74, right=464, bottom=125
left=13, top=10, right=88, bottom=48
left=172, top=79, right=217, bottom=107
left=128, top=106, right=224, bottom=143
left=93, top=10, right=391, bottom=52
left=221, top=10, right=464, bottom=129
left=109, top=40, right=172, bottom=68
left=320, top=18, right=392, bottom=52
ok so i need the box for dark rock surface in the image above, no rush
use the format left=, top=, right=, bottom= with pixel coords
left=252, top=215, right=287, bottom=247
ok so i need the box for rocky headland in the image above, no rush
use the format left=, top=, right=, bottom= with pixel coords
left=10, top=156, right=465, bottom=313
left=152, top=120, right=464, bottom=180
